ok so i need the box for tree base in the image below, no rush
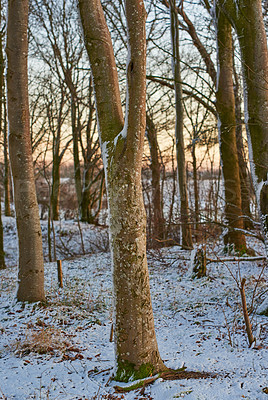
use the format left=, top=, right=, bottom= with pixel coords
left=114, top=360, right=157, bottom=383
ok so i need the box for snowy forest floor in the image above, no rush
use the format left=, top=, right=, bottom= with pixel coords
left=0, top=216, right=267, bottom=399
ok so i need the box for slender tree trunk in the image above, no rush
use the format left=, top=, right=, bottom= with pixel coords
left=146, top=114, right=165, bottom=246
left=50, top=87, right=66, bottom=221
left=51, top=156, right=60, bottom=220
left=80, top=164, right=91, bottom=222
left=169, top=0, right=193, bottom=249
left=80, top=97, right=102, bottom=224
left=0, top=9, right=11, bottom=218
left=215, top=6, right=247, bottom=253
left=0, top=2, right=5, bottom=269
left=3, top=101, right=11, bottom=217
left=71, top=98, right=82, bottom=210
left=233, top=62, right=254, bottom=229
left=6, top=0, right=45, bottom=302
left=0, top=194, right=5, bottom=269
left=78, top=0, right=165, bottom=380
left=192, top=138, right=199, bottom=232
left=235, top=121, right=254, bottom=229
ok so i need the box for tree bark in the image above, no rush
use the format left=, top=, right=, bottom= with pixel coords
left=78, top=0, right=165, bottom=381
left=169, top=0, right=193, bottom=249
left=6, top=0, right=45, bottom=302
left=215, top=5, right=247, bottom=253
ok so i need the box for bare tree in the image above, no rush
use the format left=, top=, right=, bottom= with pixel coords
left=78, top=0, right=166, bottom=381
left=169, top=0, right=193, bottom=249
left=6, top=0, right=45, bottom=302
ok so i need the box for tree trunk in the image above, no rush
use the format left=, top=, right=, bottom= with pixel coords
left=72, top=99, right=82, bottom=209
left=235, top=1, right=268, bottom=252
left=192, top=138, right=199, bottom=232
left=49, top=86, right=66, bottom=221
left=6, top=0, right=45, bottom=302
left=0, top=2, right=5, bottom=269
left=3, top=101, right=11, bottom=217
left=78, top=0, right=165, bottom=380
left=218, top=0, right=268, bottom=253
left=0, top=195, right=5, bottom=269
left=146, top=114, right=165, bottom=246
left=233, top=61, right=254, bottom=229
left=80, top=163, right=91, bottom=222
left=79, top=91, right=103, bottom=224
left=215, top=6, right=247, bottom=253
left=181, top=3, right=252, bottom=239
left=51, top=155, right=60, bottom=221
left=169, top=0, right=193, bottom=249
left=0, top=8, right=11, bottom=218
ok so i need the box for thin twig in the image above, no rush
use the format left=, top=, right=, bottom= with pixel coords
left=240, top=278, right=255, bottom=347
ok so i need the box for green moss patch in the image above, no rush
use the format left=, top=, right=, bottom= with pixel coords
left=114, top=360, right=155, bottom=383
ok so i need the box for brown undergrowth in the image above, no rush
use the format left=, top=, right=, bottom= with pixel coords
left=13, top=323, right=83, bottom=361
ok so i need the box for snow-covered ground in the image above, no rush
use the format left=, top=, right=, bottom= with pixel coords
left=0, top=216, right=267, bottom=399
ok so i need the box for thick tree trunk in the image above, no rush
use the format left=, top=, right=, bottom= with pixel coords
left=218, top=0, right=268, bottom=252
left=108, top=165, right=164, bottom=380
left=236, top=1, right=268, bottom=251
left=78, top=0, right=165, bottom=380
left=170, top=0, right=193, bottom=249
left=215, top=7, right=247, bottom=253
left=6, top=0, right=45, bottom=302
left=181, top=3, right=252, bottom=238
left=146, top=114, right=165, bottom=246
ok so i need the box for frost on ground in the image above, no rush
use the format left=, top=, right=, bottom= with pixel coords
left=0, top=217, right=267, bottom=399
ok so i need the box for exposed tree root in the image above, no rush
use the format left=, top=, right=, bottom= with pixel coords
left=114, top=368, right=216, bottom=393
